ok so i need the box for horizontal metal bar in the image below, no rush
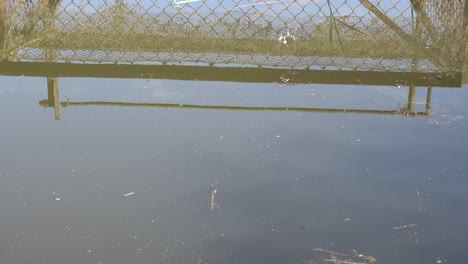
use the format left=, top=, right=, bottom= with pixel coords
left=38, top=100, right=428, bottom=116
left=0, top=61, right=462, bottom=87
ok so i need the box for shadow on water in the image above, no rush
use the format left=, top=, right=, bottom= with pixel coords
left=0, top=1, right=468, bottom=264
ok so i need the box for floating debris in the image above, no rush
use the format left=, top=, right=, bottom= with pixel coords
left=210, top=185, right=219, bottom=211
left=393, top=223, right=419, bottom=230
left=123, top=192, right=134, bottom=197
left=307, top=248, right=377, bottom=264
left=426, top=103, right=463, bottom=126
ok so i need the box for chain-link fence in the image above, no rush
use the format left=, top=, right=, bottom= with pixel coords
left=1, top=0, right=467, bottom=71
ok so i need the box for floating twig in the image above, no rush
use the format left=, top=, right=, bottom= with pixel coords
left=393, top=223, right=419, bottom=230
left=210, top=185, right=219, bottom=211
left=123, top=192, right=134, bottom=197
left=308, top=248, right=377, bottom=263
left=323, top=258, right=370, bottom=264
left=308, top=248, right=356, bottom=259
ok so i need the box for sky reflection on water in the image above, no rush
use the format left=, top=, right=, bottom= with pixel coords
left=0, top=76, right=467, bottom=264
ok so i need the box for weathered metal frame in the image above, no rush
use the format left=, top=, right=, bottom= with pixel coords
left=0, top=61, right=462, bottom=87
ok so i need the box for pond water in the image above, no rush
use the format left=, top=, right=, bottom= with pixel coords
left=0, top=75, right=467, bottom=264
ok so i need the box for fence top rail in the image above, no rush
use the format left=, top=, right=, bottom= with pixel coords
left=0, top=61, right=462, bottom=87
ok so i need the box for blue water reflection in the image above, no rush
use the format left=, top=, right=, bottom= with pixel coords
left=0, top=77, right=467, bottom=264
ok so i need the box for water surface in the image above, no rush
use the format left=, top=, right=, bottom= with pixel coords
left=0, top=76, right=467, bottom=264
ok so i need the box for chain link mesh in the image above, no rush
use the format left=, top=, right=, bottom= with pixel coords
left=2, top=0, right=467, bottom=71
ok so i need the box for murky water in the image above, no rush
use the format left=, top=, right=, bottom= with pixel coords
left=0, top=74, right=467, bottom=264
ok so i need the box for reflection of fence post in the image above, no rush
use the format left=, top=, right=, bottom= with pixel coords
left=407, top=86, right=416, bottom=115
left=46, top=46, right=60, bottom=120
left=47, top=77, right=60, bottom=120
left=407, top=5, right=421, bottom=118
left=426, top=87, right=432, bottom=110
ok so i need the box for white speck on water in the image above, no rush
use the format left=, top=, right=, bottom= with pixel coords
left=123, top=192, right=134, bottom=197
left=356, top=139, right=361, bottom=142
left=344, top=218, right=351, bottom=222
left=55, top=197, right=61, bottom=201
left=276, top=135, right=280, bottom=138
left=219, top=136, right=223, bottom=140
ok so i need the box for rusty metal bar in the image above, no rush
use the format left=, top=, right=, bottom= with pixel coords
left=0, top=61, right=462, bottom=88
left=38, top=99, right=427, bottom=117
